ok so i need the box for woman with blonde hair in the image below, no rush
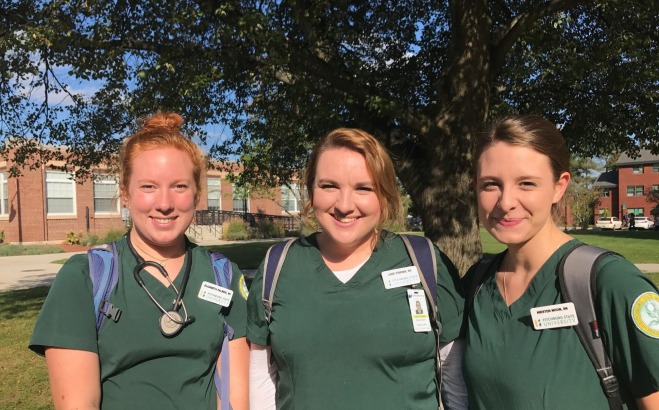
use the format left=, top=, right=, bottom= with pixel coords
left=247, top=128, right=467, bottom=409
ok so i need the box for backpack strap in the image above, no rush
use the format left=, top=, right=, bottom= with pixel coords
left=464, top=252, right=505, bottom=316
left=88, top=242, right=121, bottom=332
left=209, top=251, right=235, bottom=410
left=262, top=238, right=297, bottom=323
left=399, top=234, right=444, bottom=409
left=558, top=243, right=622, bottom=410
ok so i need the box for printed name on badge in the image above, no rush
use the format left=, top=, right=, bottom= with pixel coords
left=198, top=281, right=233, bottom=307
left=407, top=289, right=432, bottom=332
left=381, top=266, right=421, bottom=289
left=530, top=302, right=579, bottom=330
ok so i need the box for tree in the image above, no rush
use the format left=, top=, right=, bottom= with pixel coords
left=566, top=157, right=600, bottom=229
left=1, top=0, right=657, bottom=271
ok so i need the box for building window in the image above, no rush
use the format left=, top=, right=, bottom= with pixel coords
left=626, top=208, right=644, bottom=217
left=0, top=172, right=7, bottom=216
left=207, top=178, right=221, bottom=210
left=232, top=184, right=249, bottom=213
left=599, top=189, right=610, bottom=198
left=632, top=166, right=644, bottom=174
left=46, top=171, right=76, bottom=215
left=626, top=185, right=644, bottom=197
left=653, top=163, right=659, bottom=173
left=281, top=183, right=301, bottom=213
left=93, top=174, right=119, bottom=214
left=653, top=184, right=659, bottom=193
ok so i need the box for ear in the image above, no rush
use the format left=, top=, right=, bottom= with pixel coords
left=552, top=171, right=571, bottom=204
left=119, top=186, right=129, bottom=205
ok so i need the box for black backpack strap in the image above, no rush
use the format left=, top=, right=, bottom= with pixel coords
left=465, top=252, right=505, bottom=316
left=558, top=243, right=622, bottom=410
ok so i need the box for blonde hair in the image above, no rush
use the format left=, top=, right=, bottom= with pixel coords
left=301, top=128, right=404, bottom=230
left=119, top=112, right=203, bottom=204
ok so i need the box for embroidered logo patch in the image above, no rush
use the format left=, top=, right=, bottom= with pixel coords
left=239, top=275, right=249, bottom=300
left=631, top=292, right=659, bottom=339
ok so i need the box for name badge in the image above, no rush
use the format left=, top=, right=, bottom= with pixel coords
left=408, top=289, right=432, bottom=332
left=198, top=281, right=233, bottom=307
left=381, top=266, right=421, bottom=289
left=530, top=302, right=579, bottom=330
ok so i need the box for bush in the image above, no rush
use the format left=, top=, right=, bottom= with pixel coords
left=65, top=231, right=84, bottom=245
left=223, top=218, right=250, bottom=240
left=255, top=219, right=286, bottom=239
left=85, top=233, right=100, bottom=246
left=102, top=229, right=127, bottom=243
left=0, top=230, right=4, bottom=243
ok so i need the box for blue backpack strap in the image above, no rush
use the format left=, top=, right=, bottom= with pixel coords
left=209, top=251, right=234, bottom=410
left=262, top=238, right=297, bottom=323
left=87, top=242, right=121, bottom=332
left=399, top=234, right=438, bottom=321
left=558, top=244, right=622, bottom=410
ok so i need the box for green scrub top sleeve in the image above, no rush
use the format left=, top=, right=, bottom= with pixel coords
left=435, top=248, right=466, bottom=343
left=246, top=261, right=270, bottom=346
left=29, top=254, right=99, bottom=356
left=225, top=262, right=248, bottom=339
left=596, top=255, right=659, bottom=399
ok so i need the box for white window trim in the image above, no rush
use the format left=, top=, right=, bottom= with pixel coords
left=93, top=174, right=120, bottom=215
left=46, top=170, right=77, bottom=216
left=0, top=172, right=8, bottom=216
left=281, top=183, right=301, bottom=214
left=232, top=184, right=250, bottom=213
left=207, top=178, right=222, bottom=210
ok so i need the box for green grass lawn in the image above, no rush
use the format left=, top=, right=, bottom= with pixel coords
left=1, top=232, right=657, bottom=409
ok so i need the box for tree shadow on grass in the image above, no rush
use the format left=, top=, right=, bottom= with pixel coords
left=0, top=287, right=49, bottom=320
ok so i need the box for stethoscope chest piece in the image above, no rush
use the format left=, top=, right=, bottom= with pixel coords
left=159, top=310, right=184, bottom=337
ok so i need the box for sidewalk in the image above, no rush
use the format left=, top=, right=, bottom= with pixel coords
left=1, top=235, right=659, bottom=292
left=0, top=238, right=258, bottom=292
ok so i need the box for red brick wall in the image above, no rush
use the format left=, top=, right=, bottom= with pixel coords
left=618, top=164, right=659, bottom=216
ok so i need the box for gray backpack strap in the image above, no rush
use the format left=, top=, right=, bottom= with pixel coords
left=558, top=244, right=622, bottom=410
left=262, top=238, right=297, bottom=323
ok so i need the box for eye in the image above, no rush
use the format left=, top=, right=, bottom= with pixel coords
left=173, top=184, right=189, bottom=192
left=140, top=184, right=156, bottom=192
left=318, top=183, right=337, bottom=190
left=480, top=181, right=499, bottom=190
left=520, top=181, right=537, bottom=188
left=356, top=186, right=374, bottom=192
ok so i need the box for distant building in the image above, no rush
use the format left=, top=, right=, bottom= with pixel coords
left=593, top=149, right=659, bottom=219
left=0, top=155, right=301, bottom=244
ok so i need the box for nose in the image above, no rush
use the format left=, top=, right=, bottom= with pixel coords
left=156, top=188, right=174, bottom=212
left=497, top=187, right=517, bottom=212
left=334, top=189, right=354, bottom=215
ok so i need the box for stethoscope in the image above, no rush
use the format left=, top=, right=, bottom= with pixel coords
left=126, top=234, right=196, bottom=337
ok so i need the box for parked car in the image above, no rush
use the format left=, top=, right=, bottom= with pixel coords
left=633, top=216, right=655, bottom=230
left=595, top=217, right=622, bottom=230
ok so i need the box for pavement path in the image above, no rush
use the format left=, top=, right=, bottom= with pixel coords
left=1, top=247, right=658, bottom=292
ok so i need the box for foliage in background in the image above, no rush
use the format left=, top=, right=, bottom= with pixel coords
left=222, top=218, right=250, bottom=241
left=2, top=0, right=657, bottom=273
left=566, top=156, right=601, bottom=229
left=64, top=231, right=84, bottom=245
left=0, top=230, right=4, bottom=243
left=0, top=244, right=63, bottom=257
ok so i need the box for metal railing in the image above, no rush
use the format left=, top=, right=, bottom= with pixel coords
left=193, top=210, right=300, bottom=232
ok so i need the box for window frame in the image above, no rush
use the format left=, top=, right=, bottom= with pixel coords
left=281, top=183, right=302, bottom=214
left=631, top=165, right=644, bottom=174
left=0, top=172, right=8, bottom=217
left=626, top=185, right=644, bottom=197
left=231, top=184, right=249, bottom=213
left=93, top=173, right=120, bottom=215
left=45, top=170, right=77, bottom=216
left=207, top=178, right=222, bottom=211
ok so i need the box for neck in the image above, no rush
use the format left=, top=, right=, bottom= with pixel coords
left=316, top=231, right=377, bottom=270
left=130, top=231, right=186, bottom=267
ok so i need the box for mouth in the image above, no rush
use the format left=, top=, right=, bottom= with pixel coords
left=332, top=214, right=358, bottom=223
left=152, top=217, right=176, bottom=224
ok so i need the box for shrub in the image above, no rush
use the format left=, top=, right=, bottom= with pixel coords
left=65, top=231, right=84, bottom=245
left=102, top=229, right=127, bottom=243
left=255, top=219, right=286, bottom=239
left=223, top=218, right=250, bottom=240
left=0, top=230, right=4, bottom=243
left=85, top=233, right=100, bottom=246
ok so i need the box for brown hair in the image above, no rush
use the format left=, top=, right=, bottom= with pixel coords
left=301, top=128, right=404, bottom=230
left=119, top=112, right=203, bottom=204
left=476, top=115, right=570, bottom=216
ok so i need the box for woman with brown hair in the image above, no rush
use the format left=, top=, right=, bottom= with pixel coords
left=463, top=115, right=659, bottom=409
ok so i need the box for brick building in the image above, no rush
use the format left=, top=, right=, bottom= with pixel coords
left=0, top=157, right=302, bottom=244
left=593, top=149, right=659, bottom=220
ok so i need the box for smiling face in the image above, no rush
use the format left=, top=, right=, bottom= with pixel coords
left=476, top=142, right=569, bottom=248
left=122, top=147, right=196, bottom=250
left=313, top=147, right=382, bottom=258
